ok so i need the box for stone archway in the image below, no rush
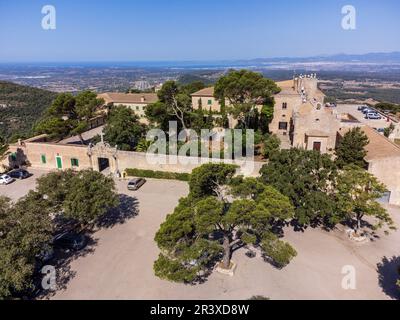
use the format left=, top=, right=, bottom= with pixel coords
left=87, top=137, right=119, bottom=175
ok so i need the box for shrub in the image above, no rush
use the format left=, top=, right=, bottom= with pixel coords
left=261, top=233, right=297, bottom=269
left=125, top=168, right=190, bottom=181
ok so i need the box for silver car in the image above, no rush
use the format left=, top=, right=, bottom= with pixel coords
left=0, top=174, right=14, bottom=185
left=127, top=178, right=146, bottom=191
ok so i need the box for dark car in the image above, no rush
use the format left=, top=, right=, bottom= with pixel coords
left=8, top=169, right=31, bottom=180
left=127, top=178, right=146, bottom=191
left=53, top=232, right=88, bottom=251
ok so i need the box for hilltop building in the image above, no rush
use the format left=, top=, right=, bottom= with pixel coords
left=191, top=87, right=222, bottom=112
left=97, top=92, right=158, bottom=122
left=3, top=75, right=400, bottom=206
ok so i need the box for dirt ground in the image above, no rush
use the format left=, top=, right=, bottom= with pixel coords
left=1, top=169, right=399, bottom=300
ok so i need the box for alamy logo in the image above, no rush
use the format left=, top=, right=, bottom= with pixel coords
left=341, top=5, right=356, bottom=30
left=145, top=122, right=255, bottom=175
left=341, top=265, right=356, bottom=290
left=41, top=265, right=57, bottom=291
left=42, top=5, right=56, bottom=30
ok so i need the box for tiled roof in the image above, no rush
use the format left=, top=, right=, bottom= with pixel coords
left=191, top=87, right=215, bottom=97
left=339, top=126, right=400, bottom=161
left=98, top=93, right=158, bottom=104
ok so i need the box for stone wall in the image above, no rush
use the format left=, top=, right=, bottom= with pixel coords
left=8, top=141, right=264, bottom=178
left=368, top=157, right=400, bottom=206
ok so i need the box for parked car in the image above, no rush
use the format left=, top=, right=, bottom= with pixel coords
left=365, top=113, right=382, bottom=120
left=53, top=232, right=88, bottom=251
left=8, top=169, right=31, bottom=180
left=362, top=108, right=374, bottom=114
left=35, top=246, right=55, bottom=272
left=358, top=105, right=367, bottom=111
left=0, top=174, right=14, bottom=185
left=127, top=178, right=146, bottom=191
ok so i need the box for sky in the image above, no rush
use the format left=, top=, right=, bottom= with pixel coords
left=0, top=0, right=399, bottom=62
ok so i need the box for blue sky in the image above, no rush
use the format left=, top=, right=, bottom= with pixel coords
left=0, top=0, right=399, bottom=62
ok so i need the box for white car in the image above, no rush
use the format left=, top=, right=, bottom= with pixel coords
left=0, top=174, right=14, bottom=185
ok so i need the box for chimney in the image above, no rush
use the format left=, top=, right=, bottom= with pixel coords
left=141, top=96, right=146, bottom=103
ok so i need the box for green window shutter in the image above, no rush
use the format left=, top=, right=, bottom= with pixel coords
left=11, top=153, right=17, bottom=161
left=71, top=158, right=79, bottom=167
left=208, top=99, right=212, bottom=105
left=41, top=154, right=47, bottom=164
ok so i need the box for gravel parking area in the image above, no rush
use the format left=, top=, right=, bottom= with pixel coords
left=0, top=168, right=50, bottom=201
left=1, top=169, right=399, bottom=300
left=336, top=104, right=394, bottom=129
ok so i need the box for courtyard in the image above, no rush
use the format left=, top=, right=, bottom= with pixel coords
left=336, top=104, right=394, bottom=129
left=0, top=169, right=399, bottom=300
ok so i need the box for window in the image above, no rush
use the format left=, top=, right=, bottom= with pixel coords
left=136, top=106, right=140, bottom=111
left=278, top=122, right=288, bottom=130
left=208, top=99, right=212, bottom=105
left=71, top=158, right=79, bottom=167
left=41, top=154, right=47, bottom=164
left=282, top=102, right=288, bottom=109
left=313, top=142, right=321, bottom=152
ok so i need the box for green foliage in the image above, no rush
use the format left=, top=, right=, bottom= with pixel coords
left=36, top=170, right=76, bottom=212
left=0, top=135, right=8, bottom=159
left=189, top=163, right=238, bottom=199
left=154, top=164, right=296, bottom=283
left=102, top=105, right=145, bottom=151
left=260, top=148, right=339, bottom=226
left=261, top=233, right=297, bottom=268
left=248, top=295, right=270, bottom=300
left=135, top=138, right=152, bottom=152
left=146, top=81, right=195, bottom=131
left=337, top=165, right=395, bottom=234
left=35, top=91, right=104, bottom=142
left=0, top=81, right=57, bottom=139
left=180, top=81, right=206, bottom=95
left=62, top=171, right=120, bottom=226
left=262, top=134, right=281, bottom=159
left=0, top=193, right=53, bottom=299
left=214, top=70, right=280, bottom=129
left=125, top=168, right=190, bottom=181
left=375, top=102, right=400, bottom=114
left=157, top=81, right=193, bottom=130
left=145, top=101, right=174, bottom=132
left=335, top=127, right=369, bottom=168
left=384, top=123, right=395, bottom=138
left=154, top=254, right=198, bottom=283
left=36, top=170, right=119, bottom=227
left=259, top=102, right=275, bottom=134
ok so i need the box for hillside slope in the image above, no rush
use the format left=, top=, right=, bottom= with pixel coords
left=0, top=81, right=57, bottom=139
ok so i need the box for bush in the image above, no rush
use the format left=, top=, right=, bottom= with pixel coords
left=125, top=168, right=190, bottom=181
left=261, top=233, right=297, bottom=269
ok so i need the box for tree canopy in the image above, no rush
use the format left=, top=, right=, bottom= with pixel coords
left=0, top=135, right=8, bottom=160
left=36, top=170, right=119, bottom=227
left=0, top=193, right=53, bottom=299
left=260, top=148, right=339, bottom=227
left=214, top=70, right=280, bottom=129
left=154, top=164, right=297, bottom=283
left=262, top=134, right=281, bottom=159
left=101, top=105, right=145, bottom=151
left=337, top=165, right=395, bottom=234
left=0, top=169, right=119, bottom=299
left=35, top=91, right=104, bottom=143
left=146, top=81, right=208, bottom=133
left=335, top=127, right=369, bottom=168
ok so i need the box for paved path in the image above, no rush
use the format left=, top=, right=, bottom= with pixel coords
left=58, top=126, right=104, bottom=145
